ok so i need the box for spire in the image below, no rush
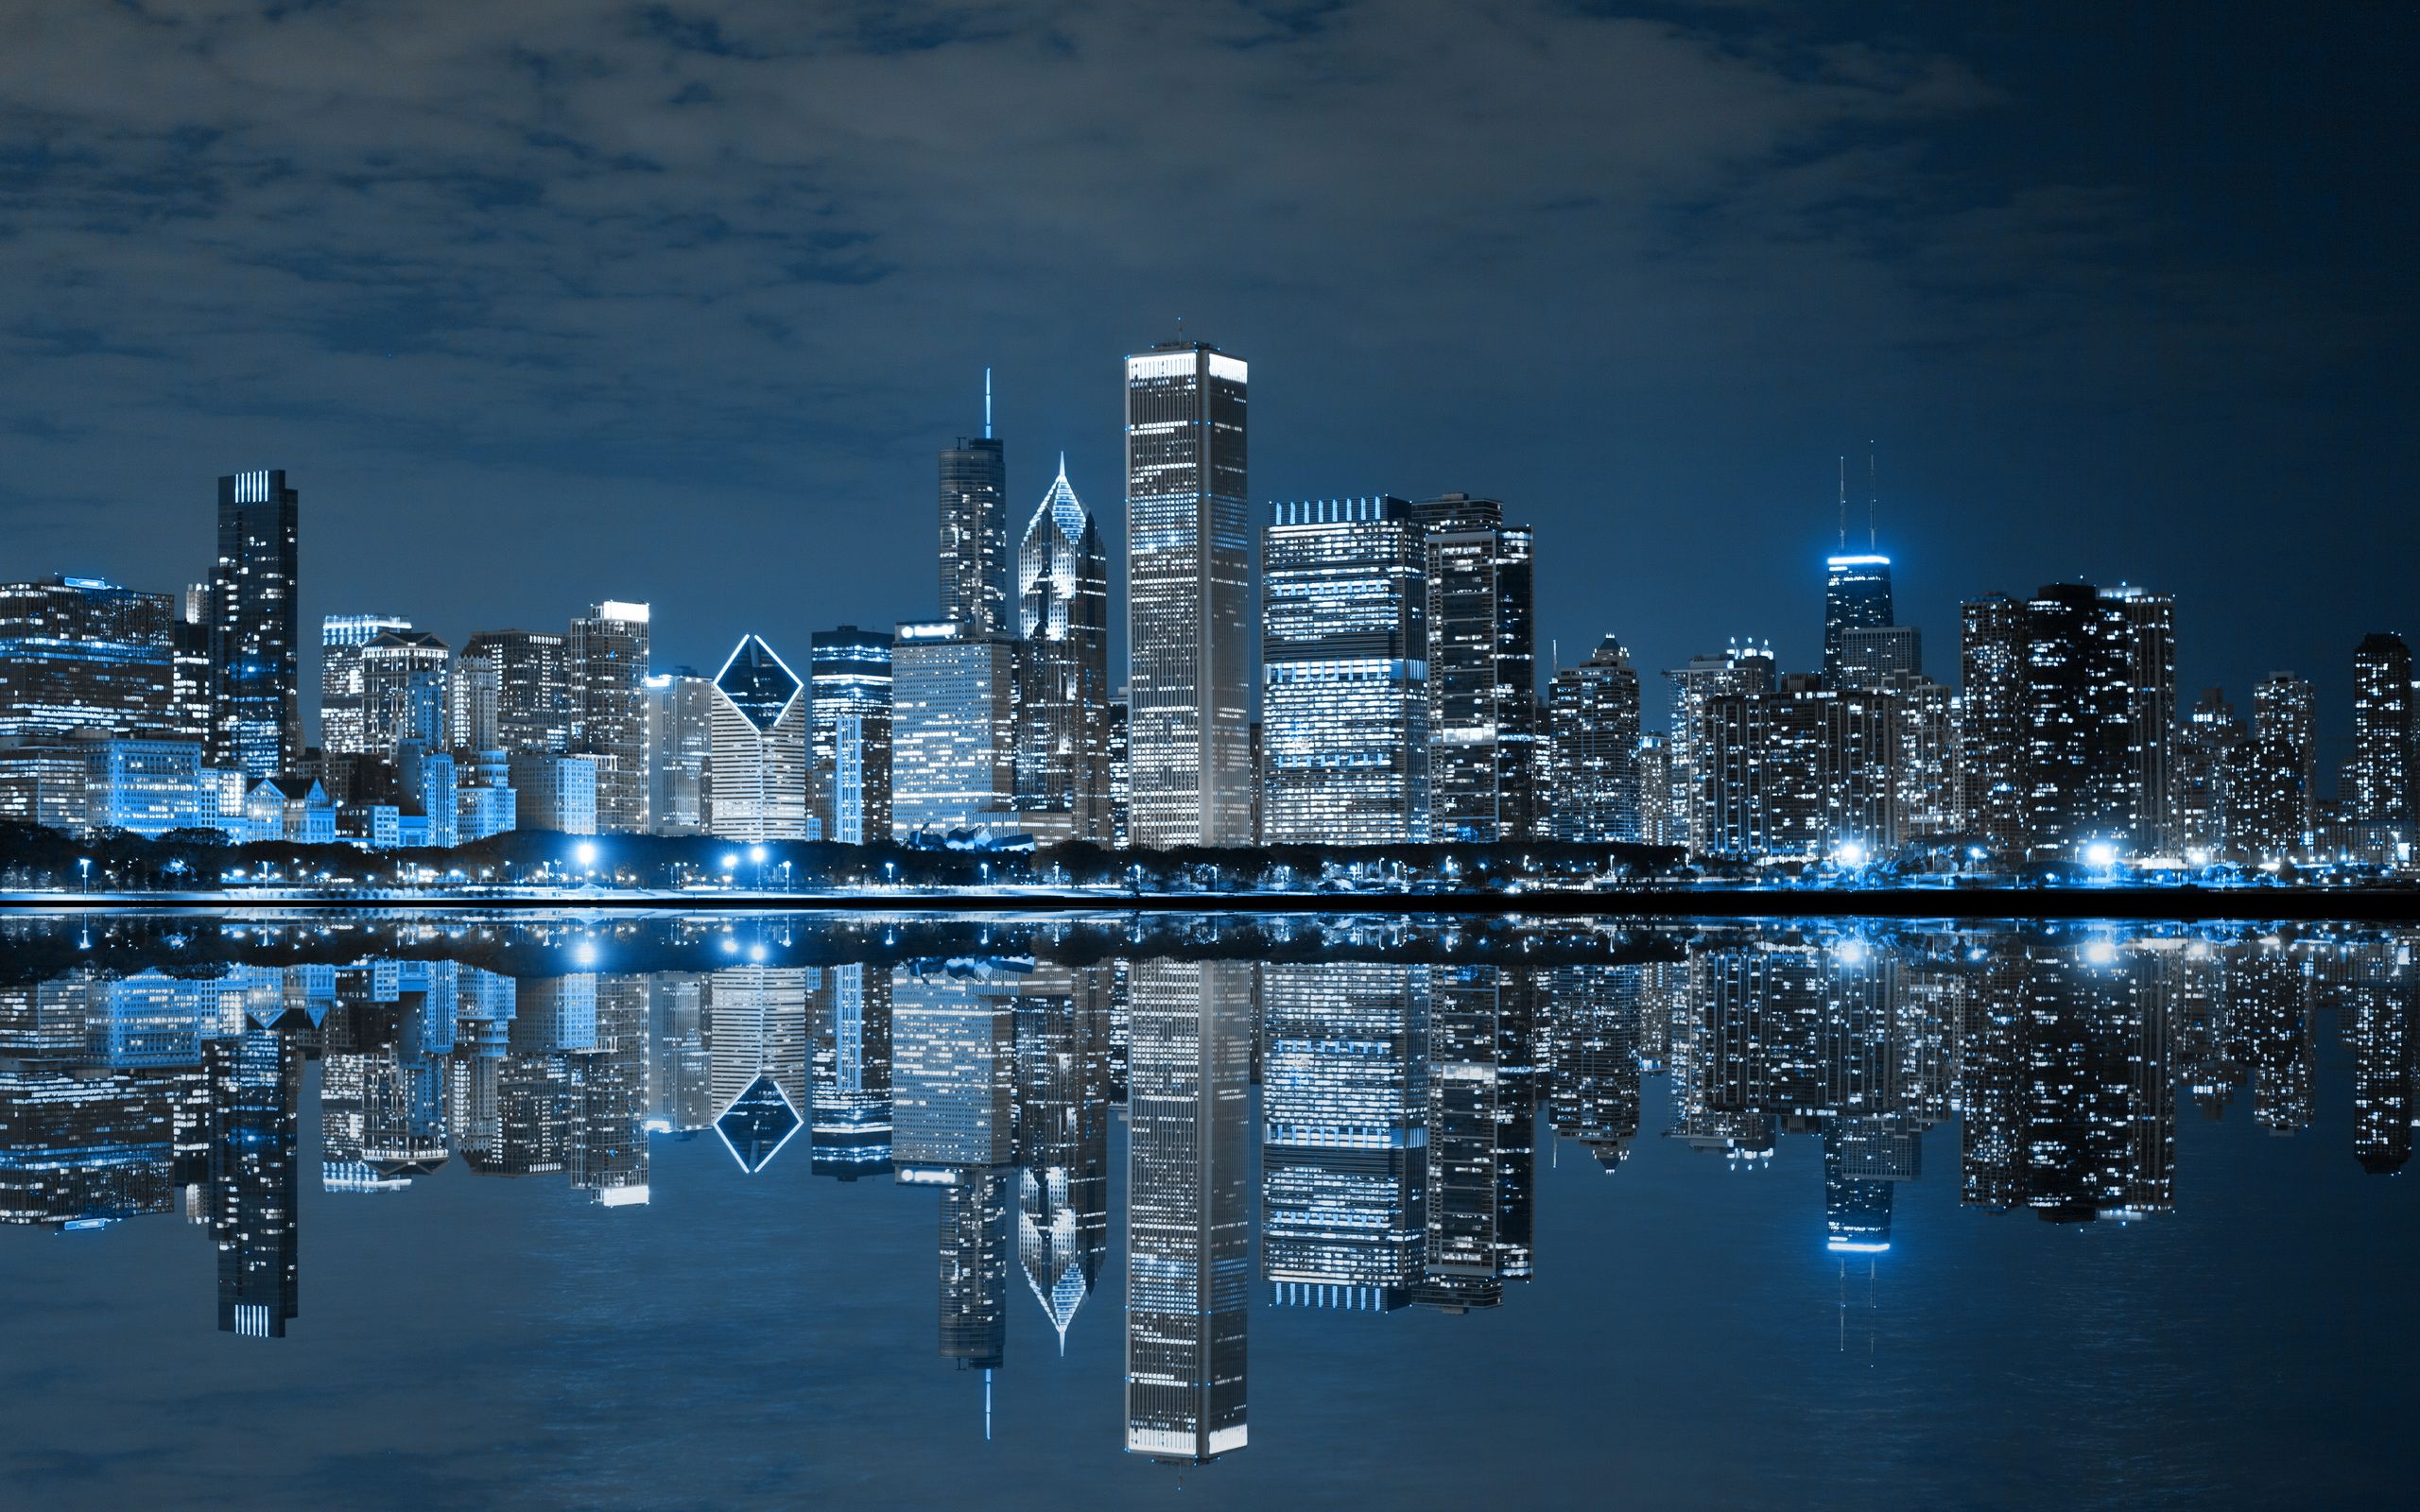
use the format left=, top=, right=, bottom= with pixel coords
left=1057, top=450, right=1067, bottom=483
left=984, top=368, right=993, bottom=439
left=1837, top=455, right=1847, bottom=551
left=1866, top=440, right=1876, bottom=551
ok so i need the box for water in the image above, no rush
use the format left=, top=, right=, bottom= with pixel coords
left=2, top=910, right=2413, bottom=1509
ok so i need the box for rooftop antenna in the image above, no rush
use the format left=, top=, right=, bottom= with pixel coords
left=1866, top=440, right=1876, bottom=551
left=1837, top=455, right=1847, bottom=550
left=983, top=368, right=993, bottom=440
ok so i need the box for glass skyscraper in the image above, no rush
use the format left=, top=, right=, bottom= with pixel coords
left=939, top=429, right=1009, bottom=638
left=210, top=470, right=301, bottom=781
left=810, top=626, right=893, bottom=845
left=1414, top=494, right=1537, bottom=842
left=1822, top=554, right=1895, bottom=684
left=1014, top=459, right=1112, bottom=840
left=890, top=620, right=1019, bottom=840
left=2349, top=632, right=2414, bottom=823
left=643, top=669, right=716, bottom=836
left=1547, top=635, right=1642, bottom=842
left=462, top=628, right=578, bottom=754
left=1124, top=341, right=1253, bottom=848
left=319, top=613, right=412, bottom=755
left=1260, top=496, right=1429, bottom=843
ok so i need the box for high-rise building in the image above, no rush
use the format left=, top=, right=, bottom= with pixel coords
left=2100, top=585, right=2177, bottom=854
left=1015, top=459, right=1113, bottom=840
left=1547, top=635, right=1642, bottom=842
left=2253, top=672, right=2318, bottom=840
left=209, top=470, right=302, bottom=781
left=1666, top=642, right=1775, bottom=855
left=0, top=576, right=176, bottom=740
left=643, top=670, right=716, bottom=836
left=462, top=629, right=578, bottom=754
left=2348, top=633, right=2414, bottom=823
left=571, top=601, right=650, bottom=833
left=358, top=630, right=451, bottom=756
left=1823, top=555, right=1895, bottom=685
left=1124, top=340, right=1253, bottom=848
left=890, top=620, right=1020, bottom=840
left=1261, top=963, right=1428, bottom=1311
left=707, top=635, right=811, bottom=842
left=2175, top=688, right=2241, bottom=856
left=809, top=627, right=893, bottom=845
left=319, top=614, right=412, bottom=755
left=940, top=387, right=1009, bottom=636
left=1414, top=494, right=1538, bottom=842
left=1957, top=594, right=2028, bottom=854
left=2020, top=584, right=2134, bottom=862
left=1125, top=962, right=1250, bottom=1461
left=1837, top=625, right=1921, bottom=688
left=170, top=590, right=214, bottom=746
left=1260, top=496, right=1429, bottom=844
left=447, top=654, right=499, bottom=752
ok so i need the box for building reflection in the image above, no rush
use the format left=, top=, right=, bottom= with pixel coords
left=0, top=921, right=2411, bottom=1384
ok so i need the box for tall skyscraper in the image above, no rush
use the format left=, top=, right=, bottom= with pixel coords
left=319, top=613, right=412, bottom=755
left=1414, top=494, right=1538, bottom=842
left=2021, top=584, right=2133, bottom=862
left=1958, top=593, right=2029, bottom=855
left=890, top=620, right=1020, bottom=840
left=2254, top=672, right=2318, bottom=840
left=571, top=601, right=650, bottom=833
left=1260, top=496, right=1429, bottom=843
left=210, top=470, right=302, bottom=781
left=1823, top=555, right=1895, bottom=685
left=1665, top=642, right=1775, bottom=855
left=2348, top=633, right=2414, bottom=823
left=1547, top=635, right=1643, bottom=842
left=2099, top=585, right=2177, bottom=854
left=1125, top=962, right=1250, bottom=1461
left=1015, top=459, right=1113, bottom=839
left=643, top=669, right=716, bottom=835
left=1125, top=340, right=1253, bottom=848
left=707, top=634, right=811, bottom=842
left=809, top=627, right=893, bottom=845
left=940, top=381, right=1009, bottom=636
left=0, top=576, right=177, bottom=740
left=463, top=629, right=578, bottom=753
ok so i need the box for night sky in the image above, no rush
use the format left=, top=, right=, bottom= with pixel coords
left=3, top=4, right=2412, bottom=754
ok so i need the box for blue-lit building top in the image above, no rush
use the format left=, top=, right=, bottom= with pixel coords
left=1822, top=554, right=1894, bottom=685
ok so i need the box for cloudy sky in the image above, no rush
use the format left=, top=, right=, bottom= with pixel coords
left=3, top=2, right=2411, bottom=750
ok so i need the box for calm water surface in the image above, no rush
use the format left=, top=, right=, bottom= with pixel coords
left=2, top=911, right=2414, bottom=1509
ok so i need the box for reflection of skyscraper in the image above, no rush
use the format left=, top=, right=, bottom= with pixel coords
left=812, top=963, right=893, bottom=1179
left=1262, top=963, right=1428, bottom=1309
left=1126, top=962, right=1250, bottom=1462
left=706, top=965, right=810, bottom=1173
left=572, top=977, right=651, bottom=1205
left=1413, top=965, right=1535, bottom=1312
left=940, top=1169, right=1011, bottom=1372
left=1014, top=974, right=1110, bottom=1345
left=1124, top=341, right=1253, bottom=848
left=1543, top=965, right=1642, bottom=1170
left=2345, top=959, right=2413, bottom=1174
left=207, top=1027, right=301, bottom=1338
left=210, top=470, right=302, bottom=780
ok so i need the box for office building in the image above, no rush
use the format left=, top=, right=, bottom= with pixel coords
left=358, top=630, right=451, bottom=755
left=1260, top=496, right=1429, bottom=843
left=2099, top=585, right=2177, bottom=854
left=643, top=670, right=716, bottom=836
left=1823, top=555, right=1895, bottom=684
left=1957, top=593, right=2029, bottom=854
left=810, top=627, right=893, bottom=845
left=1016, top=459, right=1113, bottom=840
left=890, top=620, right=1020, bottom=840
left=571, top=601, right=650, bottom=833
left=319, top=614, right=412, bottom=755
left=508, top=752, right=598, bottom=835
left=209, top=470, right=302, bottom=781
left=1836, top=625, right=1922, bottom=688
left=1666, top=642, right=1775, bottom=855
left=1125, top=340, right=1253, bottom=848
left=0, top=576, right=177, bottom=741
left=2253, top=672, right=2318, bottom=842
left=462, top=629, right=578, bottom=753
left=1547, top=635, right=1642, bottom=842
left=2175, top=688, right=2241, bottom=856
left=1414, top=494, right=1538, bottom=842
left=707, top=634, right=811, bottom=842
left=940, top=411, right=1009, bottom=638
left=448, top=654, right=499, bottom=752
left=2348, top=634, right=2414, bottom=823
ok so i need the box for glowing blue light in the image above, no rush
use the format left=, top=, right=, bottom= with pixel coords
left=575, top=841, right=598, bottom=867
left=573, top=940, right=598, bottom=967
left=1826, top=1239, right=1891, bottom=1254
left=748, top=844, right=768, bottom=863
left=2083, top=841, right=2118, bottom=868
left=720, top=853, right=738, bottom=871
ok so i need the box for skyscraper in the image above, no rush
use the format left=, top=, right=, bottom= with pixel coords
left=1125, top=340, right=1253, bottom=848
left=2254, top=672, right=2318, bottom=841
left=1260, top=496, right=1429, bottom=843
left=210, top=470, right=302, bottom=781
left=1958, top=593, right=2029, bottom=855
left=940, top=387, right=1009, bottom=636
left=1126, top=962, right=1250, bottom=1462
left=643, top=669, right=716, bottom=835
left=2021, top=584, right=2133, bottom=862
left=319, top=614, right=412, bottom=755
left=890, top=620, right=1020, bottom=840
left=2348, top=633, right=2414, bottom=823
left=358, top=629, right=451, bottom=755
left=0, top=576, right=177, bottom=740
left=2100, top=585, right=2177, bottom=854
left=809, top=627, right=893, bottom=845
left=1414, top=494, right=1538, bottom=842
left=707, top=635, right=811, bottom=842
left=463, top=629, right=579, bottom=753
left=572, top=601, right=650, bottom=833
left=1547, top=635, right=1642, bottom=842
left=1015, top=459, right=1113, bottom=840
left=1823, top=555, right=1895, bottom=685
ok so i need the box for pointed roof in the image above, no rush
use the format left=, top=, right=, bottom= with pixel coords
left=1023, top=454, right=1087, bottom=549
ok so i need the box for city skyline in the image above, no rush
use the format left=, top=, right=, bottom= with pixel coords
left=1, top=8, right=2409, bottom=752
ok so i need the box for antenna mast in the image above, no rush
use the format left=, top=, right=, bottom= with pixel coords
left=984, top=368, right=993, bottom=439
left=1866, top=440, right=1876, bottom=551
left=1837, top=455, right=1847, bottom=550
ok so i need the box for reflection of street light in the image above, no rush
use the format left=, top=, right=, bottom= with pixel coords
left=78, top=857, right=92, bottom=894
